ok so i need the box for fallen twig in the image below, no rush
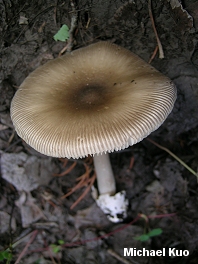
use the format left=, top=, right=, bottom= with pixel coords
left=108, top=248, right=138, bottom=264
left=147, top=138, right=198, bottom=178
left=70, top=172, right=96, bottom=209
left=148, top=0, right=164, bottom=59
left=53, top=161, right=77, bottom=177
left=148, top=45, right=158, bottom=64
left=28, top=212, right=176, bottom=254
left=14, top=230, right=38, bottom=264
left=59, top=0, right=78, bottom=56
left=61, top=162, right=96, bottom=209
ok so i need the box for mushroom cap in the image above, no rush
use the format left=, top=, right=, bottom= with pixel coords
left=11, top=42, right=177, bottom=159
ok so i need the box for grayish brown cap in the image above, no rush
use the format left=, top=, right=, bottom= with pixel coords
left=11, top=42, right=177, bottom=158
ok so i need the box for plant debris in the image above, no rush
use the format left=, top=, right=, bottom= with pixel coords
left=1, top=0, right=198, bottom=263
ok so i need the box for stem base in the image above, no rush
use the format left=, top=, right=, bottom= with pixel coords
left=96, top=190, right=128, bottom=223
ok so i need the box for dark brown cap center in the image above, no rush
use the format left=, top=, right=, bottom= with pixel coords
left=70, top=83, right=108, bottom=111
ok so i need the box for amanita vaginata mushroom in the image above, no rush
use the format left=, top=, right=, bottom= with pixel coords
left=10, top=42, right=176, bottom=222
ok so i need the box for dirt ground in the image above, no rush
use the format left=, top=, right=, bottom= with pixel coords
left=1, top=0, right=198, bottom=263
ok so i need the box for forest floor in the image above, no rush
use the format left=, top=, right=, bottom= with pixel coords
left=1, top=0, right=198, bottom=263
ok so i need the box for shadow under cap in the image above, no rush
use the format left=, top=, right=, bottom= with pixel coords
left=11, top=41, right=177, bottom=159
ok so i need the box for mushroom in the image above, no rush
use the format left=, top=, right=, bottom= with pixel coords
left=10, top=42, right=177, bottom=222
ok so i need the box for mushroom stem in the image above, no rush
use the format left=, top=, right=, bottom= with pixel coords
left=93, top=152, right=128, bottom=223
left=93, top=153, right=116, bottom=195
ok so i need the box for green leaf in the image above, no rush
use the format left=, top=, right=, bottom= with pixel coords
left=134, top=228, right=163, bottom=242
left=0, top=253, right=4, bottom=261
left=50, top=244, right=60, bottom=254
left=134, top=234, right=150, bottom=242
left=0, top=250, right=12, bottom=261
left=53, top=25, right=69, bottom=42
left=148, top=228, right=163, bottom=237
left=58, top=240, right=64, bottom=245
left=4, top=252, right=12, bottom=260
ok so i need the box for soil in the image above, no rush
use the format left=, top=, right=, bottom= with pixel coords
left=1, top=0, right=198, bottom=263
